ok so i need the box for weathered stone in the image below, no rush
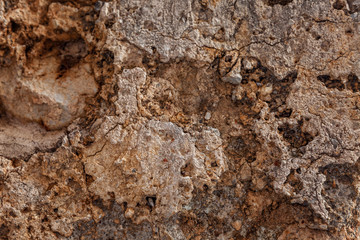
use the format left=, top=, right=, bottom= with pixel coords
left=0, top=0, right=360, bottom=239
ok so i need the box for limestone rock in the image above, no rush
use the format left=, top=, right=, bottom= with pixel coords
left=0, top=0, right=360, bottom=239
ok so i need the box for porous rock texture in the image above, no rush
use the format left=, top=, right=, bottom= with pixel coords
left=1, top=0, right=360, bottom=239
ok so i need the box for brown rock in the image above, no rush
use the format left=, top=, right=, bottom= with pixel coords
left=0, top=0, right=360, bottom=239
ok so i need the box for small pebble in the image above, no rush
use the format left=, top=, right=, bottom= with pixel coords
left=232, top=85, right=245, bottom=101
left=205, top=111, right=212, bottom=120
left=242, top=57, right=259, bottom=71
left=231, top=220, right=242, bottom=230
left=221, top=75, right=242, bottom=85
left=125, top=208, right=134, bottom=218
left=147, top=197, right=155, bottom=208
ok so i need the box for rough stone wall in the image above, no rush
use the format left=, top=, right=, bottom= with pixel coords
left=0, top=0, right=360, bottom=239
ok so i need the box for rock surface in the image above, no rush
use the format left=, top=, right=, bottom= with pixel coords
left=1, top=0, right=360, bottom=239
